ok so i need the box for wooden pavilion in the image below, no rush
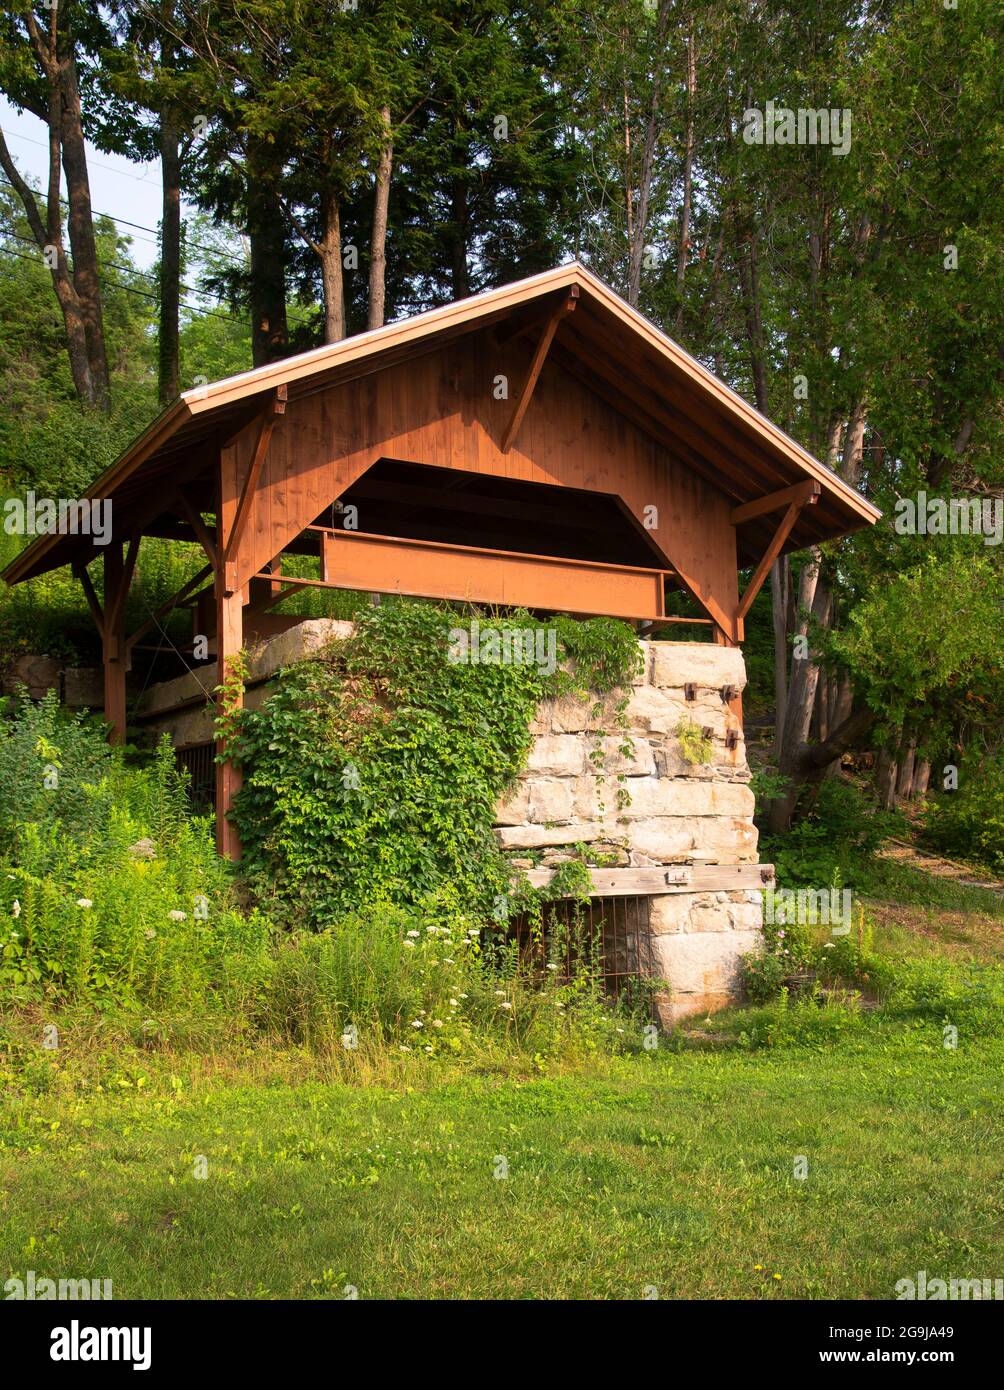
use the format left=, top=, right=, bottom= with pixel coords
left=2, top=263, right=879, bottom=858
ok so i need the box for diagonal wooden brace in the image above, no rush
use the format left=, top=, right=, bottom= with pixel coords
left=501, top=287, right=578, bottom=453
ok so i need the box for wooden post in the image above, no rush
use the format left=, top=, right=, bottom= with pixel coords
left=215, top=447, right=245, bottom=861
left=214, top=581, right=243, bottom=861
left=102, top=543, right=128, bottom=744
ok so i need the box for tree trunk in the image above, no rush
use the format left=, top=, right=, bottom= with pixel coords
left=912, top=758, right=931, bottom=800
left=59, top=49, right=110, bottom=411
left=158, top=95, right=181, bottom=404
left=875, top=748, right=898, bottom=810
left=318, top=186, right=345, bottom=343
left=0, top=10, right=108, bottom=410
left=770, top=556, right=788, bottom=759
left=627, top=0, right=672, bottom=307
left=896, top=736, right=917, bottom=799
left=450, top=175, right=469, bottom=299
left=767, top=549, right=825, bottom=831
left=248, top=178, right=289, bottom=367
left=367, top=107, right=393, bottom=331
left=674, top=24, right=696, bottom=333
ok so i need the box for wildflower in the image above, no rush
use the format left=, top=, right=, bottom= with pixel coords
left=399, top=1045, right=411, bottom=1053
left=754, top=1265, right=764, bottom=1272
left=777, top=930, right=785, bottom=939
left=495, top=989, right=506, bottom=997
left=449, top=998, right=458, bottom=1007
left=403, top=940, right=416, bottom=948
left=424, top=1046, right=434, bottom=1054
left=444, top=958, right=455, bottom=964
left=407, top=930, right=420, bottom=938
left=410, top=1019, right=423, bottom=1028
left=11, top=900, right=20, bottom=918
left=500, top=1001, right=512, bottom=1011
left=773, top=1273, right=782, bottom=1281
left=459, top=993, right=468, bottom=999
left=168, top=910, right=186, bottom=922
left=823, top=942, right=836, bottom=949
left=432, top=1020, right=443, bottom=1028
left=546, top=963, right=557, bottom=971
left=144, top=928, right=156, bottom=940
left=76, top=898, right=93, bottom=909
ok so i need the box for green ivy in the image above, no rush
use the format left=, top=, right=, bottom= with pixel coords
left=220, top=601, right=641, bottom=928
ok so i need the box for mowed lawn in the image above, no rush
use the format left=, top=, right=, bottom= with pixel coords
left=3, top=1029, right=1003, bottom=1300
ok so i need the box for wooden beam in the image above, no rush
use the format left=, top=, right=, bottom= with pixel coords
left=106, top=533, right=141, bottom=640
left=318, top=528, right=667, bottom=620
left=222, top=385, right=287, bottom=583
left=73, top=561, right=105, bottom=636
left=102, top=544, right=127, bottom=744
left=736, top=499, right=804, bottom=624
left=125, top=564, right=213, bottom=652
left=730, top=479, right=820, bottom=527
left=501, top=287, right=578, bottom=453
left=523, top=863, right=774, bottom=897
left=175, top=491, right=220, bottom=574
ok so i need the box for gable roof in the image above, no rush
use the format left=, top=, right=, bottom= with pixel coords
left=2, top=262, right=880, bottom=584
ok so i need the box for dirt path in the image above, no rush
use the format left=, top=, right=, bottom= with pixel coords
left=878, top=837, right=1004, bottom=895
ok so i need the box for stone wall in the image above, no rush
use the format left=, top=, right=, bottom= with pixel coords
left=138, top=625, right=765, bottom=1026
left=495, top=640, right=763, bottom=1026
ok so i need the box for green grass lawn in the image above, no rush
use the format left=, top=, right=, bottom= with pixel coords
left=3, top=1022, right=1003, bottom=1300
left=4, top=861, right=1004, bottom=1301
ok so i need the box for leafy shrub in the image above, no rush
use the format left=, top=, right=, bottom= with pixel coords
left=224, top=600, right=641, bottom=929
left=0, top=694, right=267, bottom=1008
left=923, top=756, right=1004, bottom=873
left=740, top=914, right=814, bottom=1006
left=762, top=777, right=905, bottom=887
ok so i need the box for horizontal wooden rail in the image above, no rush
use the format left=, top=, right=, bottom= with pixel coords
left=300, top=528, right=669, bottom=621
left=523, top=863, right=774, bottom=898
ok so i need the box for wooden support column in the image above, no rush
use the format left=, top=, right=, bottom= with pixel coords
left=102, top=544, right=127, bottom=744
left=99, top=538, right=139, bottom=744
left=214, top=579, right=243, bottom=860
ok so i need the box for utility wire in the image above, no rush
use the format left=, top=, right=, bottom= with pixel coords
left=5, top=229, right=243, bottom=322
left=0, top=171, right=316, bottom=328
left=2, top=245, right=245, bottom=324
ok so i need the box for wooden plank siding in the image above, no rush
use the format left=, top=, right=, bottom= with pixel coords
left=223, top=328, right=741, bottom=638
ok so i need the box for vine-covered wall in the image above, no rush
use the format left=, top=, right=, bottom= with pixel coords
left=139, top=607, right=764, bottom=1025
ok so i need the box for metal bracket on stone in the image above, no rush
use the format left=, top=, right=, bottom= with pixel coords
left=720, top=684, right=739, bottom=704
left=760, top=865, right=776, bottom=883
left=725, top=728, right=739, bottom=750
left=684, top=682, right=697, bottom=701
left=664, top=867, right=692, bottom=886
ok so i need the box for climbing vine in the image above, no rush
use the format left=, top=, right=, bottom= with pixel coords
left=217, top=601, right=641, bottom=929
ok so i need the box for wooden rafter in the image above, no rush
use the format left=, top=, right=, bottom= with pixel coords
left=501, top=286, right=578, bottom=453
left=125, top=564, right=213, bottom=652
left=223, top=385, right=287, bottom=577
left=731, top=479, right=820, bottom=527
left=174, top=490, right=220, bottom=574
left=72, top=560, right=105, bottom=636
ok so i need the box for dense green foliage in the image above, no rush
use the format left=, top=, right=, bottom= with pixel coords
left=224, top=600, right=641, bottom=927
left=0, top=693, right=266, bottom=1006
left=924, top=757, right=1004, bottom=875
left=0, top=682, right=651, bottom=1056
